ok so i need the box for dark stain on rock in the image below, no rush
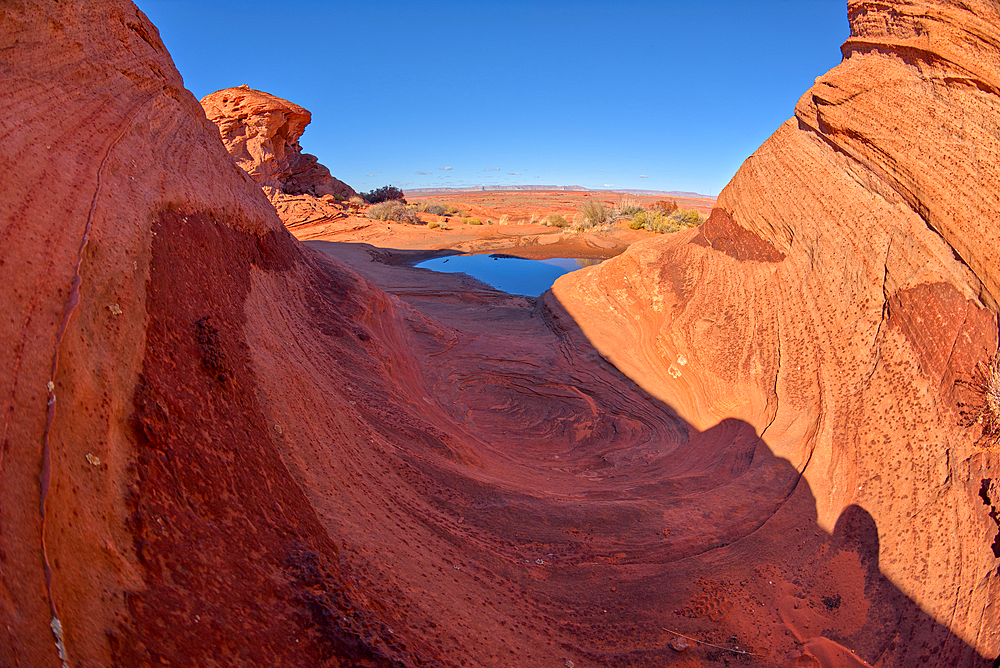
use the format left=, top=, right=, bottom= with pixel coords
left=690, top=208, right=785, bottom=263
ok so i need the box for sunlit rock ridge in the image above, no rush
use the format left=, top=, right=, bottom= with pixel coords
left=556, top=0, right=1000, bottom=659
left=0, top=0, right=997, bottom=667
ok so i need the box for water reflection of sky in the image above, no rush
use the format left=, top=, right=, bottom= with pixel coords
left=415, top=254, right=602, bottom=297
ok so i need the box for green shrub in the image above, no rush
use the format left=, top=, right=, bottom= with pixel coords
left=427, top=221, right=442, bottom=229
left=676, top=208, right=704, bottom=226
left=361, top=185, right=406, bottom=204
left=631, top=208, right=705, bottom=234
left=367, top=200, right=418, bottom=223
left=464, top=217, right=483, bottom=225
left=445, top=204, right=461, bottom=214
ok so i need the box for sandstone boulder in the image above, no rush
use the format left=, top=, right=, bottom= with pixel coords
left=201, top=85, right=357, bottom=224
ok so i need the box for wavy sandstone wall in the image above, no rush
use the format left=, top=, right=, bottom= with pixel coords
left=556, top=0, right=1000, bottom=657
left=1, top=1, right=998, bottom=667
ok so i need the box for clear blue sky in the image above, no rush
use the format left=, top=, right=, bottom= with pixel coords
left=137, top=1, right=849, bottom=196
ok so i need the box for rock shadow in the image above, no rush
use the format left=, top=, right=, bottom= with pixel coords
left=299, top=240, right=996, bottom=667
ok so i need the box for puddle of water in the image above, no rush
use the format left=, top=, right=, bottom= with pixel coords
left=415, top=254, right=602, bottom=296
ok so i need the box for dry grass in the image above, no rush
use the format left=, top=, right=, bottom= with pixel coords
left=366, top=200, right=418, bottom=223
left=958, top=353, right=1000, bottom=450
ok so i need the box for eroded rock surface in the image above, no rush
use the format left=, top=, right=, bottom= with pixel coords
left=555, top=0, right=1000, bottom=662
left=201, top=85, right=356, bottom=224
left=0, top=1, right=997, bottom=668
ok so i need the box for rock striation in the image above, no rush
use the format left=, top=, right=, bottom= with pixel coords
left=1, top=1, right=998, bottom=667
left=201, top=85, right=357, bottom=223
left=555, top=0, right=1000, bottom=663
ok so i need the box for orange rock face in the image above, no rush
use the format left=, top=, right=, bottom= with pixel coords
left=555, top=0, right=1000, bottom=661
left=1, top=1, right=998, bottom=668
left=201, top=85, right=357, bottom=224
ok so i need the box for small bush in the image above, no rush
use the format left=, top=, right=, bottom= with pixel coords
left=543, top=213, right=568, bottom=228
left=415, top=202, right=448, bottom=215
left=361, top=185, right=406, bottom=204
left=499, top=214, right=511, bottom=225
left=957, top=353, right=1000, bottom=449
left=464, top=217, right=483, bottom=225
left=676, top=208, right=703, bottom=226
left=649, top=199, right=679, bottom=214
left=348, top=195, right=365, bottom=205
left=631, top=208, right=705, bottom=234
left=577, top=200, right=615, bottom=229
left=333, top=194, right=346, bottom=202
left=367, top=200, right=418, bottom=223
left=427, top=221, right=442, bottom=229
left=445, top=204, right=461, bottom=214
left=616, top=198, right=645, bottom=218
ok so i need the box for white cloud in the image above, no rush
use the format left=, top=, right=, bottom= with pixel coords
left=508, top=172, right=521, bottom=175
left=484, top=167, right=500, bottom=171
left=365, top=174, right=374, bottom=177
left=439, top=166, right=452, bottom=171
left=603, top=184, right=614, bottom=187
left=417, top=171, right=432, bottom=175
left=639, top=175, right=649, bottom=178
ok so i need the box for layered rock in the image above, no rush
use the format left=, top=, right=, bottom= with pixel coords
left=555, top=0, right=1000, bottom=662
left=201, top=85, right=356, bottom=224
left=2, top=1, right=998, bottom=667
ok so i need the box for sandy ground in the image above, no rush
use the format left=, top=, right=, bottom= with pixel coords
left=287, top=190, right=714, bottom=263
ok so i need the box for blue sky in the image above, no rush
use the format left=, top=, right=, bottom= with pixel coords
left=138, top=1, right=849, bottom=196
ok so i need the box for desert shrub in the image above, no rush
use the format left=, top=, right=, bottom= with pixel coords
left=361, top=185, right=406, bottom=204
left=649, top=199, right=679, bottom=214
left=499, top=214, right=511, bottom=225
left=445, top=204, right=461, bottom=214
left=543, top=213, right=568, bottom=228
left=616, top=198, right=645, bottom=218
left=427, top=221, right=442, bottom=229
left=333, top=194, right=346, bottom=202
left=957, top=353, right=1000, bottom=449
left=348, top=195, right=365, bottom=205
left=464, top=217, right=483, bottom=225
left=675, top=208, right=704, bottom=226
left=366, top=200, right=418, bottom=223
left=415, top=202, right=448, bottom=215
left=577, top=200, right=615, bottom=229
left=632, top=208, right=706, bottom=234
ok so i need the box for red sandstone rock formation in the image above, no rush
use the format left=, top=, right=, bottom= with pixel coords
left=555, top=0, right=1000, bottom=663
left=1, top=2, right=998, bottom=668
left=201, top=85, right=357, bottom=224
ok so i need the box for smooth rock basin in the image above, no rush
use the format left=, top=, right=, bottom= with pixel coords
left=416, top=254, right=601, bottom=296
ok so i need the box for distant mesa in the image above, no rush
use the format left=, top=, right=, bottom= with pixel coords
left=404, top=185, right=713, bottom=198
left=201, top=85, right=356, bottom=223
